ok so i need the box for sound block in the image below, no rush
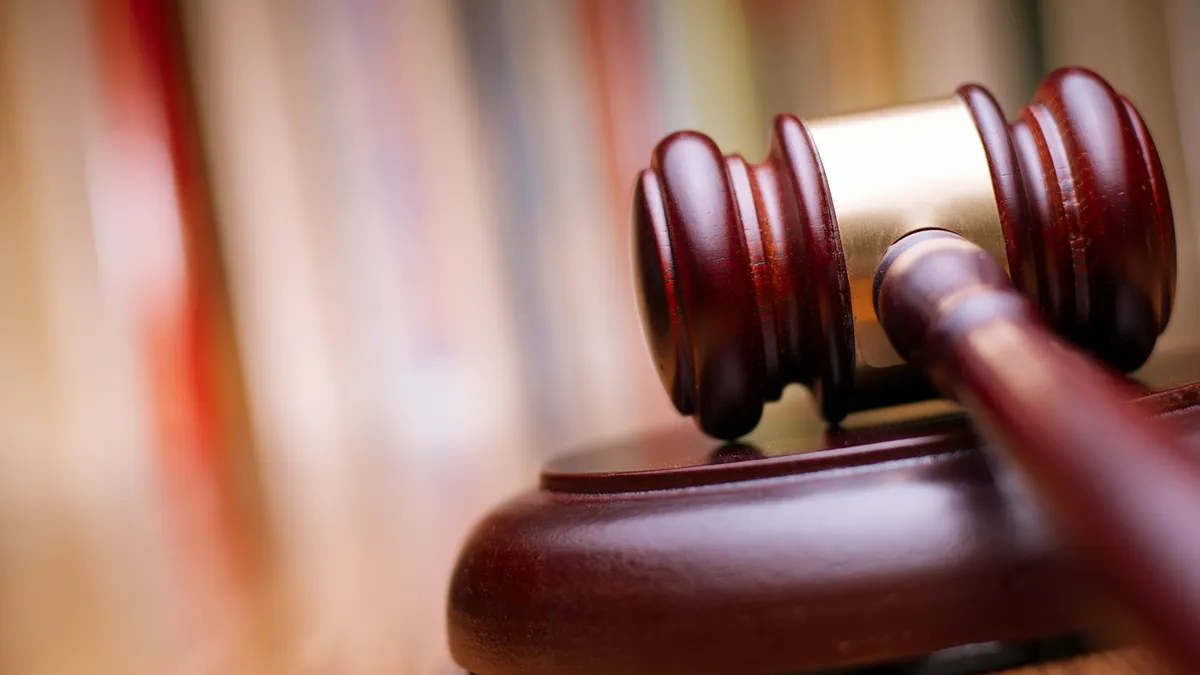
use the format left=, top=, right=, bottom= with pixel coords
left=447, top=380, right=1200, bottom=675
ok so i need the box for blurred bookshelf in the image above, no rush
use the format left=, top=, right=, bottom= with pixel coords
left=0, top=0, right=1197, bottom=672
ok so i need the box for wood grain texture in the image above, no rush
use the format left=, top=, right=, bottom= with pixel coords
left=875, top=230, right=1200, bottom=674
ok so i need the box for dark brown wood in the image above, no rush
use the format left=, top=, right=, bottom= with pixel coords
left=633, top=67, right=1174, bottom=437
left=448, top=379, right=1200, bottom=675
left=633, top=115, right=854, bottom=439
left=959, top=70, right=1175, bottom=370
left=875, top=230, right=1200, bottom=675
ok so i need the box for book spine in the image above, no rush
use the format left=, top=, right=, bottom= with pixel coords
left=651, top=0, right=766, bottom=156
left=579, top=0, right=681, bottom=430
left=89, top=0, right=268, bottom=666
left=894, top=0, right=1040, bottom=110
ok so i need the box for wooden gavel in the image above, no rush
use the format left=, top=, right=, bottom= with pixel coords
left=633, top=68, right=1200, bottom=672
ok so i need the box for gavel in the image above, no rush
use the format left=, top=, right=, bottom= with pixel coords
left=633, top=68, right=1200, bottom=672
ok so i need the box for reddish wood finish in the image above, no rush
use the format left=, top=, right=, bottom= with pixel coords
left=633, top=117, right=854, bottom=439
left=448, top=379, right=1200, bottom=675
left=875, top=230, right=1200, bottom=674
left=958, top=71, right=1175, bottom=371
left=633, top=68, right=1174, bottom=438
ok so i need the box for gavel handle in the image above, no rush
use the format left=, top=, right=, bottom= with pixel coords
left=875, top=230, right=1200, bottom=673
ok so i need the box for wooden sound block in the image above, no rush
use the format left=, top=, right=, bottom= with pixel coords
left=447, top=378, right=1200, bottom=675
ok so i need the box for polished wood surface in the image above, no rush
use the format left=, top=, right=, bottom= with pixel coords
left=448, top=380, right=1200, bottom=675
left=632, top=68, right=1173, bottom=438
left=875, top=231, right=1200, bottom=673
left=959, top=70, right=1175, bottom=371
left=632, top=117, right=854, bottom=437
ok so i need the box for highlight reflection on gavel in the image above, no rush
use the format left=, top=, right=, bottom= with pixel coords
left=633, top=68, right=1200, bottom=672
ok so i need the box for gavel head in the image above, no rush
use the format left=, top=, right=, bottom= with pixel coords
left=632, top=67, right=1175, bottom=439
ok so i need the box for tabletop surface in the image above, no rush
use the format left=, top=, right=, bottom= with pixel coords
left=6, top=356, right=1198, bottom=674
left=1006, top=649, right=1162, bottom=673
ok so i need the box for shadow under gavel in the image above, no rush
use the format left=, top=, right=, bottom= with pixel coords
left=633, top=67, right=1200, bottom=672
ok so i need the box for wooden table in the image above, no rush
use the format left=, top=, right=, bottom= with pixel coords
left=1005, top=649, right=1161, bottom=674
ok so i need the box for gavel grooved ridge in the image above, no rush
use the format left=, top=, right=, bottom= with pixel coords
left=632, top=67, right=1175, bottom=440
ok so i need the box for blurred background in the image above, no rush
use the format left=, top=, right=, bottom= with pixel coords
left=0, top=0, right=1197, bottom=672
